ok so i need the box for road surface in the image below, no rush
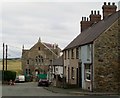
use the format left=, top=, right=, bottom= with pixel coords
left=2, top=82, right=69, bottom=96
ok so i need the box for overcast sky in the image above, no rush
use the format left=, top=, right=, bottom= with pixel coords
left=0, top=0, right=119, bottom=58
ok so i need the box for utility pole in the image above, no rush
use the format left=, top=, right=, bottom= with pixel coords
left=6, top=45, right=8, bottom=71
left=2, top=43, right=5, bottom=82
left=3, top=43, right=5, bottom=71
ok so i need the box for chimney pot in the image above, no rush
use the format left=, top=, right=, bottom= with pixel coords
left=87, top=17, right=89, bottom=21
left=104, top=2, right=106, bottom=5
left=94, top=11, right=96, bottom=15
left=91, top=10, right=93, bottom=14
left=102, top=2, right=117, bottom=19
left=82, top=17, right=83, bottom=21
left=80, top=16, right=92, bottom=32
left=84, top=17, right=86, bottom=21
left=108, top=2, right=110, bottom=5
left=112, top=2, right=115, bottom=5
left=98, top=11, right=100, bottom=15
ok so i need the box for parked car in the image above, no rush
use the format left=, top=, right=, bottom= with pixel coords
left=15, top=75, right=25, bottom=83
left=38, top=78, right=49, bottom=87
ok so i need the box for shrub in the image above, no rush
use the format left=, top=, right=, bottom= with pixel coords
left=2, top=70, right=16, bottom=81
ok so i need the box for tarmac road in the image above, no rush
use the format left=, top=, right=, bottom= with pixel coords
left=2, top=82, right=69, bottom=96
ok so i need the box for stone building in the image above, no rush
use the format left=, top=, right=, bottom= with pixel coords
left=63, top=2, right=120, bottom=93
left=22, top=38, right=61, bottom=81
left=52, top=56, right=63, bottom=87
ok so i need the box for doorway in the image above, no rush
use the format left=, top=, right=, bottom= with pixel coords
left=77, top=62, right=82, bottom=88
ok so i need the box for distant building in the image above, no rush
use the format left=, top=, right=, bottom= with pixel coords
left=63, top=2, right=120, bottom=93
left=52, top=56, right=63, bottom=87
left=22, top=38, right=61, bottom=81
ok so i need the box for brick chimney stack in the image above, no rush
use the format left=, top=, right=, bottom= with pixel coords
left=102, top=2, right=117, bottom=19
left=89, top=10, right=101, bottom=23
left=80, top=10, right=101, bottom=32
left=80, top=17, right=92, bottom=32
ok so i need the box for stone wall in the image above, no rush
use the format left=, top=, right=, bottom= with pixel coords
left=94, top=18, right=120, bottom=93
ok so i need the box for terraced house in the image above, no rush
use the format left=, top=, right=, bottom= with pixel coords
left=22, top=38, right=61, bottom=81
left=63, top=2, right=120, bottom=93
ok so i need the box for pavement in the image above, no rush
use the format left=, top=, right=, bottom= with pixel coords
left=44, top=86, right=119, bottom=96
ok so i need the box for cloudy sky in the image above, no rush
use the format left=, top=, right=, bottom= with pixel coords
left=0, top=0, right=119, bottom=58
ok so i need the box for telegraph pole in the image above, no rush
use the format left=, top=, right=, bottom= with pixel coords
left=2, top=43, right=5, bottom=82
left=6, top=45, right=8, bottom=71
left=3, top=43, right=5, bottom=71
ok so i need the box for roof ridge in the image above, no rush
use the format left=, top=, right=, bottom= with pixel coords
left=63, top=10, right=120, bottom=50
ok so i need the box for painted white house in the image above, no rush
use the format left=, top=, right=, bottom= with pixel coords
left=79, top=44, right=93, bottom=91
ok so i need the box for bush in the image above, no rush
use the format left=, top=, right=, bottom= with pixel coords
left=2, top=70, right=16, bottom=81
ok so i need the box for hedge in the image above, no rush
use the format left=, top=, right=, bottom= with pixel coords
left=2, top=70, right=16, bottom=81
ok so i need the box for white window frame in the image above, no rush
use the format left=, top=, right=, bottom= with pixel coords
left=85, top=64, right=91, bottom=81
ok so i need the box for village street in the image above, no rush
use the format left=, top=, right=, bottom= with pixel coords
left=2, top=82, right=70, bottom=96
left=1, top=82, right=119, bottom=98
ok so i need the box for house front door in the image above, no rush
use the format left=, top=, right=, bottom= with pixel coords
left=77, top=62, right=82, bottom=88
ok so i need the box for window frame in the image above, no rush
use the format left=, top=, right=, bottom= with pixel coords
left=71, top=49, right=74, bottom=59
left=84, top=63, right=92, bottom=81
left=68, top=50, right=70, bottom=59
left=71, top=67, right=75, bottom=80
left=76, top=47, right=79, bottom=59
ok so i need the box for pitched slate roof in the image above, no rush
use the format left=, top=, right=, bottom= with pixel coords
left=53, top=56, right=63, bottom=66
left=43, top=42, right=54, bottom=49
left=63, top=10, right=120, bottom=51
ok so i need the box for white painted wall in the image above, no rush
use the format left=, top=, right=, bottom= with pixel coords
left=79, top=44, right=92, bottom=90
left=55, top=66, right=63, bottom=76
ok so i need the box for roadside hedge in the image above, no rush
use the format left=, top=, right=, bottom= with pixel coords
left=2, top=70, right=16, bottom=81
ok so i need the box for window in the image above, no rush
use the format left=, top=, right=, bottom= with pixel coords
left=29, top=69, right=30, bottom=74
left=36, top=56, right=38, bottom=63
left=56, top=68, right=58, bottom=71
left=35, top=58, right=37, bottom=63
left=26, top=69, right=30, bottom=74
left=27, top=60, right=29, bottom=64
left=36, top=55, right=44, bottom=64
left=85, top=64, right=91, bottom=81
left=79, top=47, right=81, bottom=59
left=87, top=45, right=91, bottom=61
left=41, top=58, right=44, bottom=63
left=38, top=47, right=40, bottom=50
left=71, top=49, right=74, bottom=59
left=71, top=67, right=75, bottom=80
left=26, top=69, right=27, bottom=74
left=68, top=50, right=70, bottom=59
left=76, top=47, right=79, bottom=59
